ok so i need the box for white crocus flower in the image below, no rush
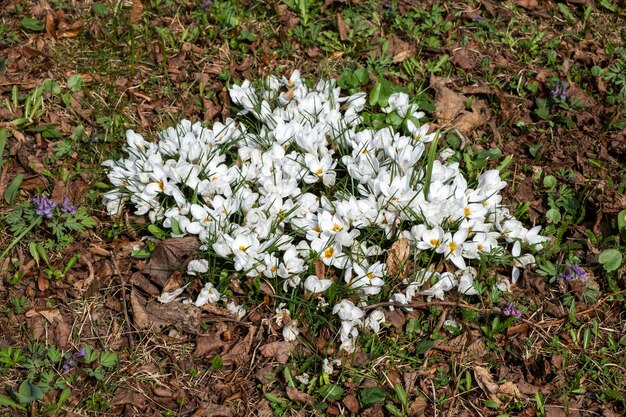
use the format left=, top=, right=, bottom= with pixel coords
left=364, top=310, right=386, bottom=333
left=282, top=320, right=300, bottom=342
left=226, top=302, right=246, bottom=319
left=187, top=259, right=209, bottom=276
left=419, top=272, right=458, bottom=301
left=457, top=267, right=479, bottom=296
left=332, top=299, right=365, bottom=322
left=304, top=275, right=332, bottom=295
left=417, top=226, right=445, bottom=251
left=349, top=262, right=386, bottom=296
left=194, top=282, right=221, bottom=307
left=382, top=92, right=410, bottom=117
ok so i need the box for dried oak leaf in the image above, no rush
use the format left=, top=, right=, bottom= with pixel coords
left=430, top=75, right=487, bottom=135
left=259, top=341, right=291, bottom=364
left=145, top=236, right=200, bottom=286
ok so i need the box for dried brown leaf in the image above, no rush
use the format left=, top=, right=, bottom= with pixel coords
left=515, top=0, right=538, bottom=9
left=145, top=237, right=200, bottom=286
left=111, top=388, right=147, bottom=409
left=53, top=317, right=70, bottom=350
left=45, top=13, right=55, bottom=37
left=191, top=403, right=233, bottom=417
left=193, top=333, right=224, bottom=357
left=386, top=238, right=410, bottom=277
left=315, top=259, right=326, bottom=279
left=259, top=341, right=291, bottom=364
left=129, top=0, right=144, bottom=24
left=336, top=13, right=349, bottom=41
left=37, top=273, right=49, bottom=292
left=342, top=394, right=360, bottom=414
left=223, top=325, right=256, bottom=366
left=384, top=309, right=406, bottom=329
left=431, top=75, right=466, bottom=122
left=474, top=366, right=500, bottom=404
left=286, top=387, right=314, bottom=405
left=130, top=288, right=152, bottom=330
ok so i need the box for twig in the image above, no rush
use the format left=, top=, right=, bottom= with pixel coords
left=111, top=253, right=135, bottom=351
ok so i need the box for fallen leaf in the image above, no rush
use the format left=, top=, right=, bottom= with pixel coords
left=336, top=13, right=349, bottom=41
left=111, top=388, right=147, bottom=409
left=145, top=237, right=200, bottom=286
left=431, top=75, right=466, bottom=122
left=515, top=0, right=538, bottom=9
left=53, top=316, right=70, bottom=350
left=259, top=341, right=291, bottom=364
left=286, top=387, right=314, bottom=405
left=386, top=238, right=410, bottom=277
left=474, top=366, right=500, bottom=405
left=315, top=259, right=326, bottom=279
left=37, top=274, right=49, bottom=292
left=223, top=325, right=256, bottom=366
left=37, top=309, right=63, bottom=323
left=129, top=0, right=144, bottom=24
left=191, top=403, right=233, bottom=417
left=193, top=333, right=224, bottom=357
left=342, top=394, right=359, bottom=414
left=498, top=381, right=524, bottom=400
left=384, top=309, right=406, bottom=329
left=45, top=12, right=55, bottom=37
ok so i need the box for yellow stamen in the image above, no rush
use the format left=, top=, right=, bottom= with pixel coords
left=332, top=223, right=343, bottom=232
left=323, top=247, right=334, bottom=258
left=239, top=245, right=247, bottom=253
left=464, top=207, right=471, bottom=217
left=430, top=239, right=440, bottom=247
left=315, top=168, right=323, bottom=175
left=448, top=242, right=457, bottom=252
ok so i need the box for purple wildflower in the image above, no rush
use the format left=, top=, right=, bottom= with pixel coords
left=550, top=81, right=567, bottom=100
left=199, top=0, right=213, bottom=12
left=560, top=264, right=587, bottom=281
left=62, top=348, right=87, bottom=372
left=61, top=197, right=77, bottom=215
left=383, top=3, right=395, bottom=10
left=33, top=195, right=57, bottom=218
left=503, top=302, right=522, bottom=319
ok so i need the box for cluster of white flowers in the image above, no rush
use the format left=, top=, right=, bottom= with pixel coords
left=103, top=71, right=548, bottom=352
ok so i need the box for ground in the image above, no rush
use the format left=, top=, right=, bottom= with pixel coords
left=0, top=0, right=625, bottom=416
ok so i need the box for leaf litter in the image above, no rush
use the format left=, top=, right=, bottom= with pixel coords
left=0, top=1, right=625, bottom=416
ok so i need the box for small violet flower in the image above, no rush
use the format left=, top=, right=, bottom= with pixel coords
left=503, top=302, right=522, bottom=319
left=62, top=347, right=87, bottom=371
left=33, top=195, right=57, bottom=218
left=199, top=0, right=213, bottom=12
left=61, top=197, right=77, bottom=215
left=550, top=81, right=567, bottom=101
left=560, top=264, right=588, bottom=281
